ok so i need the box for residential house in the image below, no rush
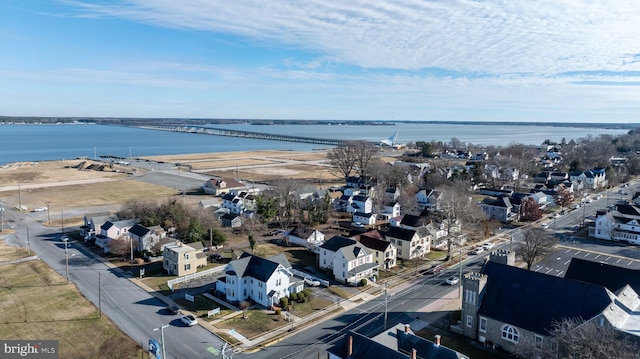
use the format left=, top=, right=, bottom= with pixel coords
left=348, top=195, right=373, bottom=214
left=128, top=223, right=166, bottom=253
left=319, top=236, right=379, bottom=285
left=461, top=250, right=640, bottom=355
left=199, top=198, right=221, bottom=210
left=378, top=202, right=401, bottom=221
left=388, top=216, right=403, bottom=228
left=286, top=226, right=325, bottom=252
left=327, top=324, right=468, bottom=359
left=416, top=189, right=443, bottom=212
left=82, top=212, right=118, bottom=241
left=358, top=234, right=397, bottom=269
left=221, top=191, right=256, bottom=216
left=385, top=187, right=400, bottom=202
left=592, top=203, right=640, bottom=244
left=569, top=168, right=607, bottom=190
left=353, top=212, right=376, bottom=226
left=399, top=214, right=430, bottom=229
left=481, top=196, right=516, bottom=223
left=346, top=176, right=370, bottom=188
left=162, top=241, right=207, bottom=277
left=333, top=194, right=353, bottom=212
left=202, top=177, right=246, bottom=196
left=384, top=226, right=431, bottom=260
left=220, top=213, right=243, bottom=228
left=95, top=219, right=137, bottom=253
left=215, top=252, right=303, bottom=308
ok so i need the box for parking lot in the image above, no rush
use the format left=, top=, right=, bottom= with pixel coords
left=532, top=242, right=640, bottom=278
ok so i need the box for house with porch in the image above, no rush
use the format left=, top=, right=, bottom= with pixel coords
left=358, top=234, right=397, bottom=270
left=318, top=236, right=379, bottom=285
left=82, top=212, right=118, bottom=241
left=481, top=196, right=516, bottom=223
left=592, top=203, right=640, bottom=244
left=569, top=168, right=607, bottom=190
left=95, top=218, right=138, bottom=253
left=384, top=226, right=431, bottom=260
left=416, top=189, right=443, bottom=212
left=214, top=252, right=303, bottom=308
left=348, top=195, right=373, bottom=214
left=128, top=223, right=166, bottom=253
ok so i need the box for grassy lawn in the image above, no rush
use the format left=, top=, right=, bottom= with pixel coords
left=140, top=274, right=176, bottom=294
left=174, top=295, right=226, bottom=319
left=216, top=308, right=289, bottom=339
left=328, top=285, right=354, bottom=299
left=289, top=295, right=334, bottom=317
left=0, top=259, right=140, bottom=359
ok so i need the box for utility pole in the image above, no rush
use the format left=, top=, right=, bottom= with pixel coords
left=65, top=241, right=69, bottom=284
left=458, top=249, right=462, bottom=300
left=0, top=200, right=4, bottom=232
left=98, top=272, right=102, bottom=318
left=384, top=282, right=388, bottom=329
left=61, top=208, right=65, bottom=234
left=45, top=201, right=51, bottom=224
left=26, top=225, right=30, bottom=255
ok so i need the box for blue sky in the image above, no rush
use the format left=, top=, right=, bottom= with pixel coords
left=1, top=0, right=640, bottom=123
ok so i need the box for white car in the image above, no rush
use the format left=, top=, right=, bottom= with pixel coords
left=470, top=247, right=485, bottom=255
left=33, top=206, right=48, bottom=212
left=60, top=235, right=69, bottom=242
left=180, top=314, right=198, bottom=326
left=304, top=277, right=321, bottom=287
left=585, top=197, right=593, bottom=203
left=351, top=222, right=365, bottom=228
left=482, top=242, right=495, bottom=250
left=445, top=276, right=460, bottom=285
left=541, top=222, right=550, bottom=229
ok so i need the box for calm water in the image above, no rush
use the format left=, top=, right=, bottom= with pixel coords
left=0, top=123, right=628, bottom=165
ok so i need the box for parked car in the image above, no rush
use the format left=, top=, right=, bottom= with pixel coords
left=445, top=276, right=460, bottom=285
left=470, top=247, right=485, bottom=255
left=33, top=206, right=48, bottom=212
left=166, top=304, right=179, bottom=315
left=585, top=197, right=593, bottom=203
left=60, top=235, right=69, bottom=242
left=541, top=222, right=550, bottom=229
left=351, top=222, right=365, bottom=228
left=180, top=314, right=198, bottom=326
left=595, top=194, right=603, bottom=199
left=482, top=242, right=495, bottom=250
left=304, top=277, right=321, bottom=287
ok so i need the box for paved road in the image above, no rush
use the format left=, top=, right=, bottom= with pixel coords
left=2, top=208, right=226, bottom=359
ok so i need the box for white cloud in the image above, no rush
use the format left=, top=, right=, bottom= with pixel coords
left=68, top=0, right=640, bottom=76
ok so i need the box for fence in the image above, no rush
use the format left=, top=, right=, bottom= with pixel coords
left=290, top=268, right=330, bottom=287
left=167, top=265, right=225, bottom=291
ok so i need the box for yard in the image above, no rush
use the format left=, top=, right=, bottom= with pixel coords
left=0, top=244, right=141, bottom=359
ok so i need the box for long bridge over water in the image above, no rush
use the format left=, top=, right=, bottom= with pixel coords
left=138, top=125, right=346, bottom=146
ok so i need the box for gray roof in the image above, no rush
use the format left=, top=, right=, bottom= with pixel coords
left=320, top=236, right=356, bottom=252
left=226, top=252, right=291, bottom=283
left=386, top=226, right=417, bottom=241
left=479, top=261, right=613, bottom=335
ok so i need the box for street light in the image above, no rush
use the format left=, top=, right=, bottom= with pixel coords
left=65, top=241, right=69, bottom=284
left=153, top=324, right=169, bottom=359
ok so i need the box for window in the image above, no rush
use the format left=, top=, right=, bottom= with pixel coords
left=479, top=317, right=487, bottom=333
left=185, top=253, right=190, bottom=260
left=535, top=335, right=543, bottom=350
left=466, top=315, right=473, bottom=328
left=464, top=289, right=476, bottom=305
left=501, top=325, right=519, bottom=343
left=184, top=264, right=191, bottom=271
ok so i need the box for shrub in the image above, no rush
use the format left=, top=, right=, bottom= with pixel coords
left=275, top=308, right=281, bottom=315
left=302, top=288, right=312, bottom=297
left=290, top=292, right=298, bottom=301
left=280, top=297, right=289, bottom=308
left=297, top=291, right=306, bottom=301
left=359, top=278, right=368, bottom=287
left=298, top=296, right=307, bottom=303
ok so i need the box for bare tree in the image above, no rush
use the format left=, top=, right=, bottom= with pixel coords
left=327, top=142, right=358, bottom=181
left=110, top=236, right=138, bottom=261
left=540, top=317, right=639, bottom=359
left=240, top=300, right=251, bottom=319
left=515, top=227, right=558, bottom=270
left=438, top=180, right=485, bottom=260
left=352, top=140, right=378, bottom=179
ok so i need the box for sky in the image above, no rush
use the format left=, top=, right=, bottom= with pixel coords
left=1, top=0, right=640, bottom=123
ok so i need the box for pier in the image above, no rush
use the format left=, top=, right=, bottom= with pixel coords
left=137, top=125, right=346, bottom=146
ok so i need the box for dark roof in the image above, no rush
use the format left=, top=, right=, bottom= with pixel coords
left=616, top=203, right=640, bottom=216
left=288, top=226, right=316, bottom=239
left=128, top=224, right=151, bottom=237
left=396, top=329, right=462, bottom=359
left=354, top=211, right=374, bottom=218
left=353, top=195, right=369, bottom=202
left=220, top=213, right=240, bottom=221
left=565, top=257, right=640, bottom=294
left=228, top=252, right=287, bottom=282
left=385, top=226, right=417, bottom=241
left=320, top=236, right=356, bottom=252
left=222, top=193, right=236, bottom=201
left=478, top=261, right=612, bottom=335
left=327, top=331, right=407, bottom=359
left=400, top=214, right=428, bottom=228
left=359, top=235, right=391, bottom=252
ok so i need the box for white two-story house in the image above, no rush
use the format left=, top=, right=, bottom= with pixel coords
left=319, top=236, right=379, bottom=285
left=216, top=252, right=303, bottom=308
left=384, top=226, right=431, bottom=260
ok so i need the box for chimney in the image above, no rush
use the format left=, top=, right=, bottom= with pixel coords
left=411, top=349, right=417, bottom=359
left=435, top=334, right=441, bottom=346
left=347, top=335, right=353, bottom=356
left=404, top=324, right=410, bottom=333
